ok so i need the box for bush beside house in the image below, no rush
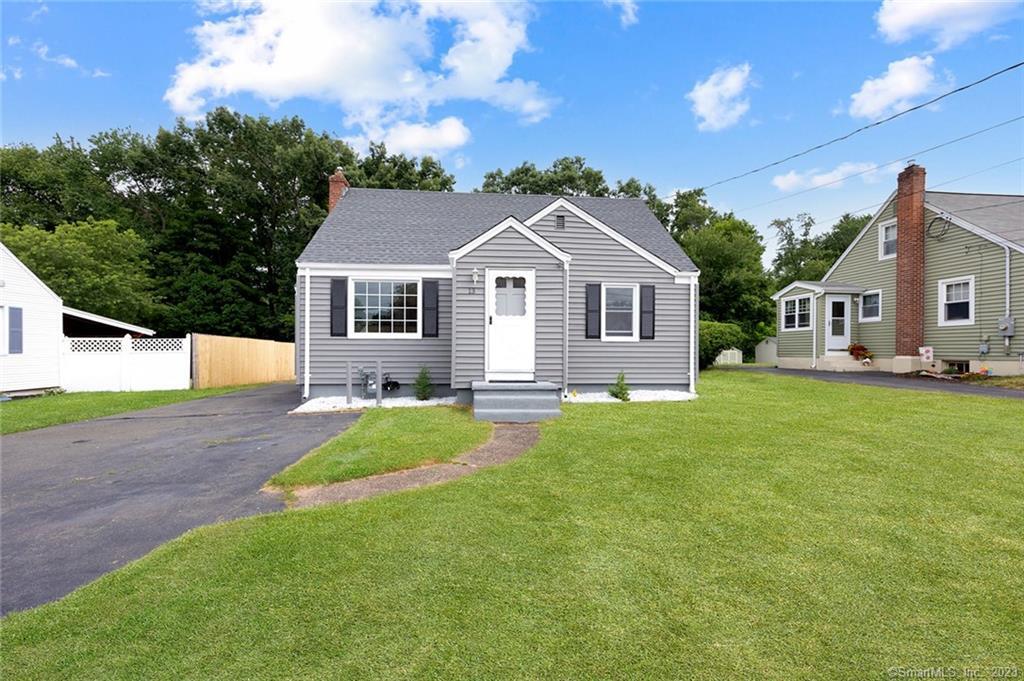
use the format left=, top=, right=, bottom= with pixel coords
left=699, top=321, right=745, bottom=370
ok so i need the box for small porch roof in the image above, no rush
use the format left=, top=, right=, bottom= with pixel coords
left=62, top=306, right=155, bottom=336
left=771, top=280, right=864, bottom=300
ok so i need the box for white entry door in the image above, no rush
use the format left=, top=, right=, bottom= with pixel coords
left=485, top=269, right=535, bottom=380
left=825, top=295, right=851, bottom=353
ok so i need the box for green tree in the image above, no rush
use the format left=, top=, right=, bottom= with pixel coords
left=1, top=220, right=158, bottom=323
left=481, top=156, right=610, bottom=196
left=681, top=215, right=774, bottom=351
left=770, top=212, right=869, bottom=286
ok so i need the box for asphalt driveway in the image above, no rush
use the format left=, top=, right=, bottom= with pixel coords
left=1, top=384, right=358, bottom=615
left=738, top=366, right=1024, bottom=399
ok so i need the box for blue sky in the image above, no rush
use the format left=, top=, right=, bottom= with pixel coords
left=2, top=1, right=1022, bottom=259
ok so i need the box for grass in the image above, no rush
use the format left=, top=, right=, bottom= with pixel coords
left=268, top=406, right=493, bottom=489
left=0, top=386, right=255, bottom=434
left=2, top=370, right=1022, bottom=679
left=962, top=374, right=1024, bottom=390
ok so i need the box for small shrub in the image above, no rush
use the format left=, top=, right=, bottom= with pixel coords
left=608, top=371, right=631, bottom=402
left=847, top=343, right=874, bottom=361
left=698, top=321, right=745, bottom=370
left=413, top=366, right=433, bottom=400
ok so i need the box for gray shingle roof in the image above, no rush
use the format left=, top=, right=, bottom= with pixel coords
left=298, top=188, right=697, bottom=271
left=926, top=191, right=1024, bottom=248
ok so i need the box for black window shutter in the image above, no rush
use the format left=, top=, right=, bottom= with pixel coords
left=8, top=307, right=23, bottom=354
left=640, top=285, right=655, bottom=339
left=423, top=280, right=439, bottom=337
left=585, top=284, right=601, bottom=339
left=330, top=279, right=347, bottom=337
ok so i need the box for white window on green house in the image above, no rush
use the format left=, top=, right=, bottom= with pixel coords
left=879, top=221, right=897, bottom=260
left=938, top=276, right=974, bottom=326
left=859, top=290, right=881, bottom=322
left=782, top=295, right=811, bottom=331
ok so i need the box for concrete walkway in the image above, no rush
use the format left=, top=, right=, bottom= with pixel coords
left=1, top=385, right=358, bottom=614
left=290, top=423, right=539, bottom=508
left=738, top=366, right=1024, bottom=399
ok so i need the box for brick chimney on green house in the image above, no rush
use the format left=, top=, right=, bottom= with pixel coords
left=893, top=162, right=926, bottom=372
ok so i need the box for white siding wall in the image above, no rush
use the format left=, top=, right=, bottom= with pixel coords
left=0, top=245, right=62, bottom=392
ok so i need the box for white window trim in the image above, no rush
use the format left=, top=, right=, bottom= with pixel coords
left=780, top=294, right=812, bottom=332
left=937, top=275, right=975, bottom=327
left=858, top=289, right=882, bottom=323
left=348, top=277, right=424, bottom=339
left=601, top=282, right=639, bottom=342
left=878, top=218, right=897, bottom=261
left=0, top=305, right=7, bottom=356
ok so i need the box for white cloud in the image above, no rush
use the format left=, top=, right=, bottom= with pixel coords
left=32, top=41, right=78, bottom=69
left=604, top=0, right=639, bottom=27
left=91, top=68, right=111, bottom=78
left=8, top=36, right=21, bottom=46
left=26, top=3, right=48, bottom=22
left=848, top=55, right=951, bottom=119
left=876, top=0, right=1021, bottom=51
left=376, top=117, right=471, bottom=157
left=165, top=1, right=554, bottom=157
left=685, top=63, right=753, bottom=132
left=771, top=161, right=892, bottom=192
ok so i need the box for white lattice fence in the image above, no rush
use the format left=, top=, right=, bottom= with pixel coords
left=61, top=334, right=191, bottom=392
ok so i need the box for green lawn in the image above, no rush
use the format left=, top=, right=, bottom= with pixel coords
left=0, top=386, right=254, bottom=434
left=963, top=374, right=1024, bottom=390
left=2, top=371, right=1022, bottom=679
left=269, top=406, right=492, bottom=489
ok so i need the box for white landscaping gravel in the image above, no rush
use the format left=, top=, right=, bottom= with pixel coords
left=291, top=395, right=457, bottom=414
left=564, top=390, right=697, bottom=403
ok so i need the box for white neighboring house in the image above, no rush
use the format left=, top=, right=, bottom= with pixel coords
left=0, top=242, right=155, bottom=395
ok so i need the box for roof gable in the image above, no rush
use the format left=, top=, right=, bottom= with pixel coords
left=449, top=217, right=571, bottom=263
left=0, top=242, right=62, bottom=304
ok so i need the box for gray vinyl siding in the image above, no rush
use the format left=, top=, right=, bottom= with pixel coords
left=923, top=216, right=1024, bottom=360
left=452, top=229, right=565, bottom=389
left=531, top=210, right=691, bottom=387
left=824, top=199, right=897, bottom=357
left=296, top=275, right=452, bottom=386
left=776, top=286, right=815, bottom=358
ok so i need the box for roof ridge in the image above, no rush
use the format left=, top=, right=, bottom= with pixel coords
left=345, top=187, right=646, bottom=202
left=927, top=190, right=1024, bottom=198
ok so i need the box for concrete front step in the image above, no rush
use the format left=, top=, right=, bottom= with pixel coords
left=819, top=356, right=875, bottom=372
left=471, top=381, right=562, bottom=422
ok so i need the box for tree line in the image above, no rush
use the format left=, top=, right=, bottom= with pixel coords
left=1, top=108, right=866, bottom=347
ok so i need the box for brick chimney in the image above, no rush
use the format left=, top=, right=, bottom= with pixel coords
left=328, top=167, right=350, bottom=212
left=894, top=163, right=926, bottom=357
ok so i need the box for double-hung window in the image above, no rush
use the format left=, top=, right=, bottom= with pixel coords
left=938, top=276, right=974, bottom=326
left=782, top=295, right=811, bottom=331
left=352, top=280, right=420, bottom=336
left=601, top=283, right=639, bottom=341
left=859, top=290, right=882, bottom=323
left=879, top=220, right=897, bottom=260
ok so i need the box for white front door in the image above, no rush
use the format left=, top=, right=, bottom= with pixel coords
left=825, top=295, right=851, bottom=353
left=485, top=269, right=535, bottom=380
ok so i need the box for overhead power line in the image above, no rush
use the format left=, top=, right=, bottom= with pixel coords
left=701, top=60, right=1024, bottom=191
left=735, top=115, right=1024, bottom=213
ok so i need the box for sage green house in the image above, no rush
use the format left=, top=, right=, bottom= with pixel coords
left=772, top=164, right=1023, bottom=375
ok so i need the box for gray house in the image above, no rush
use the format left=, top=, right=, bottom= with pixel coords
left=295, top=170, right=700, bottom=420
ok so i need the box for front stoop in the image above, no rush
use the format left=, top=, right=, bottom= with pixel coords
left=819, top=355, right=876, bottom=372
left=471, top=381, right=562, bottom=422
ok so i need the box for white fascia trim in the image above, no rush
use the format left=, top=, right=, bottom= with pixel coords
left=858, top=289, right=883, bottom=323
left=297, top=262, right=452, bottom=278
left=771, top=281, right=824, bottom=301
left=62, top=306, right=155, bottom=336
left=937, top=274, right=976, bottom=327
left=923, top=204, right=1024, bottom=255
left=674, top=271, right=701, bottom=283
left=822, top=190, right=897, bottom=281
left=449, top=216, right=571, bottom=263
left=523, top=197, right=688, bottom=277
left=877, top=218, right=897, bottom=261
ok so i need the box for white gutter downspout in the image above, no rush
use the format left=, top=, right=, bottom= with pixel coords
left=810, top=292, right=822, bottom=369
left=1004, top=245, right=1012, bottom=353
left=449, top=255, right=458, bottom=392
left=303, top=267, right=311, bottom=400
left=563, top=261, right=570, bottom=397
left=689, top=275, right=698, bottom=394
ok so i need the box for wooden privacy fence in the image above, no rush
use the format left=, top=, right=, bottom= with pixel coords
left=192, top=333, right=295, bottom=389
